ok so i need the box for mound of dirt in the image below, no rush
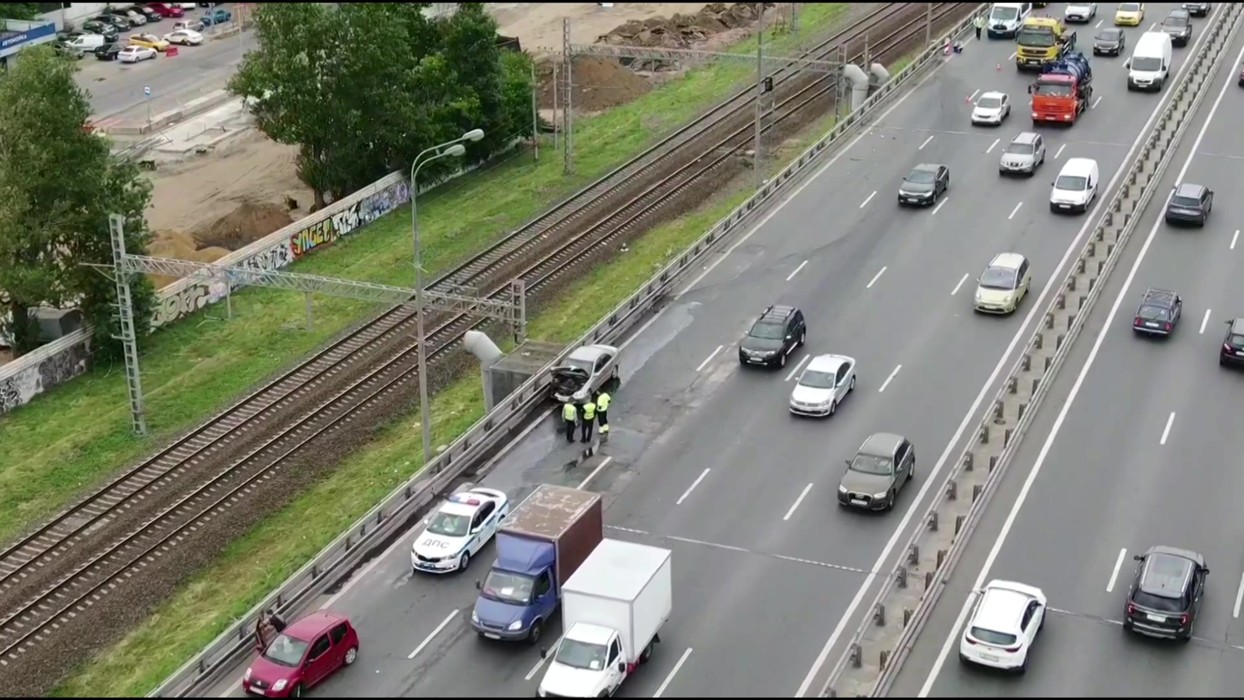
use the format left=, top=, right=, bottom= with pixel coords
left=536, top=54, right=653, bottom=113
left=597, top=2, right=772, bottom=50
left=195, top=200, right=295, bottom=251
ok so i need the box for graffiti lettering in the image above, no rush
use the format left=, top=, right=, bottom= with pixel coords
left=359, top=181, right=412, bottom=227
left=235, top=241, right=294, bottom=289
left=290, top=202, right=360, bottom=259
left=0, top=340, right=90, bottom=415
left=151, top=280, right=229, bottom=329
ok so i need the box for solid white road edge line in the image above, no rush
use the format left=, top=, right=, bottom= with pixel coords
left=878, top=364, right=902, bottom=394
left=951, top=273, right=970, bottom=296
left=785, top=353, right=811, bottom=382
left=784, top=483, right=815, bottom=521
left=695, top=345, right=722, bottom=372
left=577, top=456, right=613, bottom=491
left=1200, top=308, right=1212, bottom=334
left=1234, top=572, right=1244, bottom=618
left=798, top=18, right=1221, bottom=695
left=676, top=468, right=711, bottom=505
left=653, top=648, right=694, bottom=698
left=916, top=33, right=1241, bottom=696
left=787, top=259, right=809, bottom=281
left=867, top=266, right=887, bottom=289
left=408, top=610, right=458, bottom=660
left=1106, top=548, right=1128, bottom=593
left=1160, top=411, right=1175, bottom=446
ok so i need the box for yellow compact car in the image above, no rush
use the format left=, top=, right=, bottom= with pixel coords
left=128, top=33, right=170, bottom=52
left=974, top=253, right=1032, bottom=315
left=1114, top=2, right=1145, bottom=26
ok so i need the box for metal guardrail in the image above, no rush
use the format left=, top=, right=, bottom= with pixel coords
left=821, top=4, right=1244, bottom=696
left=150, top=8, right=986, bottom=696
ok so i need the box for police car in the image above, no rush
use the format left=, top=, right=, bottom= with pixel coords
left=410, top=488, right=510, bottom=574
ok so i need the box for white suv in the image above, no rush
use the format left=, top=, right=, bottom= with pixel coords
left=959, top=580, right=1047, bottom=673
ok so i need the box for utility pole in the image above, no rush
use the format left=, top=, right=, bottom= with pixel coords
left=531, top=61, right=540, bottom=162
left=562, top=17, right=574, bottom=175
left=753, top=6, right=764, bottom=189
left=552, top=61, right=560, bottom=152
left=109, top=214, right=149, bottom=437
left=789, top=2, right=799, bottom=33
left=926, top=3, right=933, bottom=45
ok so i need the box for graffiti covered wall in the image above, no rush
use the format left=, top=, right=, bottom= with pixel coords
left=0, top=338, right=91, bottom=414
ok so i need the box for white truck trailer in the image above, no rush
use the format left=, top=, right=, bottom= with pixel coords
left=537, top=539, right=673, bottom=698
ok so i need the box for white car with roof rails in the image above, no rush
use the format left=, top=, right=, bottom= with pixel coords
left=789, top=354, right=856, bottom=417
left=411, top=487, right=510, bottom=574
left=960, top=579, right=1047, bottom=673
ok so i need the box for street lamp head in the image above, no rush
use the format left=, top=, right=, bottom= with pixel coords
left=445, top=143, right=467, bottom=157
left=462, top=128, right=485, bottom=142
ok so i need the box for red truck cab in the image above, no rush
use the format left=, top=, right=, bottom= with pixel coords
left=1029, top=52, right=1093, bottom=124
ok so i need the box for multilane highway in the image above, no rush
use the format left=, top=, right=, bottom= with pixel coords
left=207, top=4, right=1219, bottom=696
left=889, top=8, right=1244, bottom=698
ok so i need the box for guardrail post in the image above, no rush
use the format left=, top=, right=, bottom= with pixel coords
left=879, top=649, right=890, bottom=670
left=979, top=425, right=989, bottom=444
left=897, top=565, right=908, bottom=589
left=907, top=544, right=919, bottom=566
left=904, top=608, right=913, bottom=627
left=1057, top=333, right=1066, bottom=350
left=874, top=603, right=886, bottom=626
left=945, top=480, right=957, bottom=501
left=973, top=483, right=984, bottom=501
left=928, top=511, right=939, bottom=531
left=1021, top=353, right=1031, bottom=372
left=1056, top=293, right=1066, bottom=310
left=1044, top=312, right=1055, bottom=330
left=992, top=399, right=1004, bottom=424
left=1007, top=376, right=1018, bottom=394
left=1004, top=427, right=1013, bottom=447
left=1017, top=402, right=1026, bottom=421
left=962, top=452, right=973, bottom=472
left=925, top=571, right=934, bottom=589
left=850, top=643, right=862, bottom=668
left=936, top=549, right=946, bottom=569
left=1034, top=333, right=1043, bottom=350
left=955, top=514, right=965, bottom=535
left=1077, top=258, right=1086, bottom=274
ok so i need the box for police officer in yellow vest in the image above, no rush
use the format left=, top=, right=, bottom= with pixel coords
left=580, top=398, right=597, bottom=442
left=594, top=390, right=611, bottom=434
left=562, top=401, right=579, bottom=443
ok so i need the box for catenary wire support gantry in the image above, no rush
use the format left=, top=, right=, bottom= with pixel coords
left=99, top=218, right=526, bottom=435
left=562, top=16, right=574, bottom=176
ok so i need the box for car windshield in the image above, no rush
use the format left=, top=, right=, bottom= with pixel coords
left=1055, top=175, right=1087, bottom=191
left=976, top=95, right=1003, bottom=110
left=554, top=638, right=610, bottom=671
left=849, top=454, right=893, bottom=476
left=1138, top=304, right=1170, bottom=321
left=479, top=570, right=535, bottom=605
left=1119, top=3, right=1141, bottom=12
left=1034, top=83, right=1073, bottom=97
left=1171, top=195, right=1200, bottom=208
left=1132, top=56, right=1163, bottom=71
left=1004, top=142, right=1034, bottom=155
left=905, top=170, right=935, bottom=184
left=749, top=321, right=786, bottom=340
left=979, top=268, right=1017, bottom=290
left=1017, top=28, right=1055, bottom=47
left=425, top=511, right=469, bottom=537
left=263, top=634, right=308, bottom=667
left=563, top=357, right=593, bottom=373
left=991, top=7, right=1019, bottom=21
left=1133, top=590, right=1184, bottom=612
left=969, top=626, right=1018, bottom=647
left=799, top=370, right=837, bottom=389
left=1096, top=29, right=1123, bottom=40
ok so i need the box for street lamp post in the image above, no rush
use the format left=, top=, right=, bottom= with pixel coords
left=410, top=128, right=485, bottom=465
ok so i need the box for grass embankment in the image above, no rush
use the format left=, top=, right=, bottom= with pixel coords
left=30, top=6, right=860, bottom=696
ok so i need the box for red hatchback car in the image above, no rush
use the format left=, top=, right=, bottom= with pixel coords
left=145, top=2, right=184, bottom=17
left=242, top=611, right=359, bottom=697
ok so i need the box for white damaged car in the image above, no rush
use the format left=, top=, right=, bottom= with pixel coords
left=411, top=487, right=510, bottom=574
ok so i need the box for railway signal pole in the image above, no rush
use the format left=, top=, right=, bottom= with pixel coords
left=99, top=221, right=525, bottom=438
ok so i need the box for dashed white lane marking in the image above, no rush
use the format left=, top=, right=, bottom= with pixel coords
left=1008, top=50, right=1017, bottom=60
left=1091, top=95, right=1103, bottom=109
left=951, top=273, right=970, bottom=296
left=676, top=468, right=711, bottom=505
left=933, top=197, right=949, bottom=216
left=1095, top=19, right=1103, bottom=28
left=785, top=353, right=811, bottom=382
left=577, top=456, right=612, bottom=490
left=919, top=134, right=936, bottom=150
left=787, top=259, right=809, bottom=281
left=860, top=190, right=877, bottom=208
left=1160, top=411, right=1175, bottom=446
left=696, top=345, right=722, bottom=372
left=654, top=648, right=694, bottom=698
left=1200, top=308, right=1212, bottom=334
left=878, top=364, right=902, bottom=393
left=783, top=483, right=814, bottom=521
left=1231, top=229, right=1239, bottom=250
left=867, top=266, right=887, bottom=289
left=1106, top=548, right=1127, bottom=593
left=968, top=88, right=981, bottom=102
left=1054, top=143, right=1067, bottom=159
left=1008, top=201, right=1023, bottom=220
left=408, top=610, right=458, bottom=659
left=1234, top=572, right=1244, bottom=619
left=986, top=137, right=1000, bottom=154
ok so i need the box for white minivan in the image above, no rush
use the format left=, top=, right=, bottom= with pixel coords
left=66, top=33, right=106, bottom=52
left=1127, top=31, right=1174, bottom=91
left=987, top=3, right=1033, bottom=38
left=1049, top=158, right=1099, bottom=214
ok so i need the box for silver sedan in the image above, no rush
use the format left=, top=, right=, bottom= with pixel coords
left=789, top=353, right=857, bottom=417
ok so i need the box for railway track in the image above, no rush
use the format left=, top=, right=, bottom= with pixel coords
left=0, top=2, right=968, bottom=674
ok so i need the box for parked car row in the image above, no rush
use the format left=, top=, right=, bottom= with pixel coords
left=54, top=4, right=227, bottom=61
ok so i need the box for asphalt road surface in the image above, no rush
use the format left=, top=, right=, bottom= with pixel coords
left=888, top=5, right=1244, bottom=698
left=204, top=3, right=1219, bottom=697
left=76, top=6, right=248, bottom=123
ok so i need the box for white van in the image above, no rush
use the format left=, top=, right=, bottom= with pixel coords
left=1049, top=158, right=1100, bottom=214
left=1127, top=32, right=1174, bottom=92
left=67, top=33, right=106, bottom=52
left=987, top=3, right=1033, bottom=38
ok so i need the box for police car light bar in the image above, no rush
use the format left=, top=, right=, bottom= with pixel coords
left=450, top=494, right=481, bottom=506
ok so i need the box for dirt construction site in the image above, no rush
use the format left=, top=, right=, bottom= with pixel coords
left=140, top=3, right=782, bottom=288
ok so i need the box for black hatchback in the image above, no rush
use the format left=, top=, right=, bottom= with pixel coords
left=1124, top=546, right=1208, bottom=641
left=1133, top=288, right=1182, bottom=336
left=1161, top=10, right=1193, bottom=46
left=738, top=305, right=806, bottom=369
left=1221, top=318, right=1244, bottom=367
left=1165, top=183, right=1213, bottom=227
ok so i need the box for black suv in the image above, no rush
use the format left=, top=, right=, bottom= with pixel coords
left=1165, top=183, right=1213, bottom=227
left=1133, top=288, right=1182, bottom=336
left=1220, top=318, right=1244, bottom=367
left=739, top=305, right=806, bottom=368
left=1161, top=10, right=1193, bottom=46
left=1124, top=546, right=1208, bottom=641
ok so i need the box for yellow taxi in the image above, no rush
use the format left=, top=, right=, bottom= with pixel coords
left=1114, top=2, right=1145, bottom=26
left=128, top=33, right=170, bottom=52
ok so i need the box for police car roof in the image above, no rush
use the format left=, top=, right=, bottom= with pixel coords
left=440, top=496, right=485, bottom=516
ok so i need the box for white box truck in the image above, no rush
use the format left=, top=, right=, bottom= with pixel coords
left=537, top=539, right=672, bottom=698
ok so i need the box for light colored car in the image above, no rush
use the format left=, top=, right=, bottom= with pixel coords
left=550, top=343, right=620, bottom=403
left=1064, top=2, right=1097, bottom=23
left=789, top=353, right=856, bottom=417
left=1049, top=157, right=1100, bottom=214
left=410, top=488, right=510, bottom=574
left=118, top=45, right=157, bottom=63
left=173, top=18, right=205, bottom=32
left=974, top=253, right=1032, bottom=315
left=959, top=580, right=1047, bottom=673
left=163, top=28, right=203, bottom=45
left=998, top=131, right=1046, bottom=176
left=1115, top=2, right=1145, bottom=26
left=128, top=33, right=170, bottom=51
left=971, top=91, right=1011, bottom=126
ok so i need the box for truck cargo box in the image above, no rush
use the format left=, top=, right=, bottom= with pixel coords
left=562, top=539, right=673, bottom=664
left=499, top=484, right=604, bottom=588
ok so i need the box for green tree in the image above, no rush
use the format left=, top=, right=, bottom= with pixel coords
left=0, top=46, right=154, bottom=358
left=0, top=4, right=41, bottom=21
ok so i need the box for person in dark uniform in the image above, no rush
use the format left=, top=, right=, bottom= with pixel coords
left=562, top=401, right=579, bottom=443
